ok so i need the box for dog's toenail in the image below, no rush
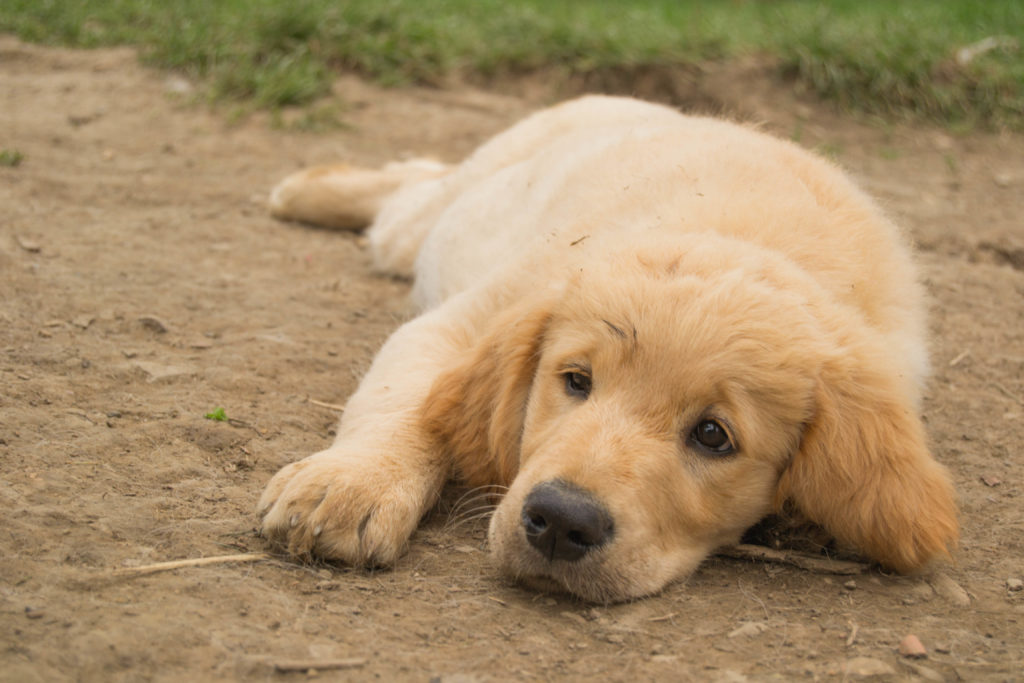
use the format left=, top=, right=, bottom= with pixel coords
left=313, top=525, right=322, bottom=536
left=290, top=514, right=299, bottom=527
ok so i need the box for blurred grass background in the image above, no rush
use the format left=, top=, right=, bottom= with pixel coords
left=1, top=0, right=1021, bottom=128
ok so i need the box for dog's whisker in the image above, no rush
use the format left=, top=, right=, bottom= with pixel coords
left=444, top=504, right=499, bottom=528
left=446, top=487, right=507, bottom=518
left=446, top=498, right=497, bottom=523
left=450, top=484, right=508, bottom=507
left=444, top=510, right=498, bottom=532
left=445, top=503, right=499, bottom=525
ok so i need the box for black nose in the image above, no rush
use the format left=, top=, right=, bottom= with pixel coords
left=521, top=480, right=614, bottom=562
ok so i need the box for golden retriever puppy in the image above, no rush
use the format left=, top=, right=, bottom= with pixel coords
left=259, top=95, right=957, bottom=602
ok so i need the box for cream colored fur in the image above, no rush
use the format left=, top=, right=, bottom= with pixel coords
left=259, top=95, right=957, bottom=602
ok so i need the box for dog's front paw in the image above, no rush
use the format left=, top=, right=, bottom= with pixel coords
left=257, top=450, right=432, bottom=566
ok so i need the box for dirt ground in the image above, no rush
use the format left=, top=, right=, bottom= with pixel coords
left=2, top=36, right=1022, bottom=682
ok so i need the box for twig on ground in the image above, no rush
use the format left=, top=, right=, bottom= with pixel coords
left=948, top=349, right=970, bottom=367
left=648, top=612, right=678, bottom=623
left=272, top=658, right=367, bottom=673
left=225, top=417, right=268, bottom=437
left=990, top=381, right=1024, bottom=406
left=114, top=552, right=270, bottom=577
left=307, top=397, right=346, bottom=412
left=718, top=544, right=870, bottom=575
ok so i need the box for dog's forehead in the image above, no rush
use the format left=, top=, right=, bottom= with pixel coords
left=546, top=265, right=821, bottom=408
left=554, top=265, right=767, bottom=352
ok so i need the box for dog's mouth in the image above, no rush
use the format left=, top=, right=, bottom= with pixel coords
left=487, top=479, right=701, bottom=603
left=496, top=549, right=636, bottom=604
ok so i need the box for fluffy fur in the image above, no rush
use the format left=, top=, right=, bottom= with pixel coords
left=259, top=95, right=957, bottom=602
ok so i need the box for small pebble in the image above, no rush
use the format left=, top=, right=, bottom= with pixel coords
left=137, top=315, right=169, bottom=333
left=843, top=580, right=857, bottom=590
left=930, top=573, right=971, bottom=607
left=1007, top=578, right=1023, bottom=592
left=16, top=236, right=41, bottom=253
left=728, top=621, right=767, bottom=638
left=898, top=634, right=927, bottom=659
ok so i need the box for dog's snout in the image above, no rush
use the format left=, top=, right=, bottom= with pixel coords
left=521, top=480, right=614, bottom=562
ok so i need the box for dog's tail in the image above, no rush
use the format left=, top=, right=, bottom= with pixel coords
left=268, top=159, right=449, bottom=230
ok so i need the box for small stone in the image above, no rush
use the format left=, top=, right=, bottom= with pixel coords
left=993, top=172, right=1012, bottom=188
left=137, top=315, right=169, bottom=333
left=930, top=573, right=971, bottom=607
left=843, top=580, right=858, bottom=590
left=132, top=360, right=192, bottom=382
left=561, top=612, right=588, bottom=626
left=72, top=315, right=94, bottom=329
left=1006, top=578, right=1023, bottom=592
left=981, top=475, right=1002, bottom=487
left=898, top=634, right=927, bottom=659
left=165, top=75, right=194, bottom=95
left=728, top=621, right=767, bottom=638
left=16, top=236, right=41, bottom=253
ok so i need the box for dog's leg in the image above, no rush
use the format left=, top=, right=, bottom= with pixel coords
left=257, top=294, right=484, bottom=566
left=268, top=158, right=449, bottom=230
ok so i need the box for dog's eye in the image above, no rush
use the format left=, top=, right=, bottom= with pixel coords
left=564, top=371, right=592, bottom=399
left=689, top=419, right=735, bottom=455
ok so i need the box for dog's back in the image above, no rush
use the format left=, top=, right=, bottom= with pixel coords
left=368, top=96, right=928, bottom=395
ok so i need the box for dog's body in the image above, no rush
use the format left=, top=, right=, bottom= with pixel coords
left=260, top=96, right=957, bottom=602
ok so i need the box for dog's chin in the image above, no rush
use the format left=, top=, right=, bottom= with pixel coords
left=488, top=527, right=705, bottom=604
left=495, top=556, right=646, bottom=604
left=490, top=545, right=688, bottom=604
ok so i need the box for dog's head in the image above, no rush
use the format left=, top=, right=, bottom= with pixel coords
left=423, top=237, right=957, bottom=602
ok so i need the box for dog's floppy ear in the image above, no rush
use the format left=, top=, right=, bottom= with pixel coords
left=421, top=300, right=552, bottom=489
left=776, top=337, right=958, bottom=572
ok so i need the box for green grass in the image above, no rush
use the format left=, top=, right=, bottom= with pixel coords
left=204, top=407, right=228, bottom=422
left=0, top=149, right=24, bottom=167
left=1, top=0, right=1021, bottom=127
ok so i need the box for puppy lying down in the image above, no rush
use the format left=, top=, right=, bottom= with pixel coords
left=259, top=95, right=957, bottom=602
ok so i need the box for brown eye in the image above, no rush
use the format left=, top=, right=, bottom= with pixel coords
left=689, top=419, right=735, bottom=455
left=564, top=371, right=592, bottom=399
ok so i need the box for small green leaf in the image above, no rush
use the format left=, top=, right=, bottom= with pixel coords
left=0, top=149, right=23, bottom=167
left=204, top=407, right=228, bottom=421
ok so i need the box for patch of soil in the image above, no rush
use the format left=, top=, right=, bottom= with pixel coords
left=2, top=36, right=1022, bottom=681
